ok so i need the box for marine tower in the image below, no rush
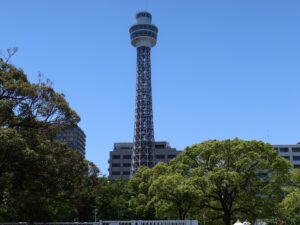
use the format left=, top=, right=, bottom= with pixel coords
left=130, top=12, right=158, bottom=175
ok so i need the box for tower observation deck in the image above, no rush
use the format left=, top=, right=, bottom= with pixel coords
left=130, top=11, right=158, bottom=175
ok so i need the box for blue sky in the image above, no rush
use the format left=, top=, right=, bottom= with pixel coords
left=1, top=0, right=300, bottom=175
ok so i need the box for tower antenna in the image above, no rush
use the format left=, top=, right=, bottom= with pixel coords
left=145, top=0, right=149, bottom=11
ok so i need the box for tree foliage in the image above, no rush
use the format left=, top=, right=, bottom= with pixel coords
left=170, top=139, right=291, bottom=225
left=127, top=166, right=157, bottom=219
left=150, top=171, right=199, bottom=219
left=268, top=169, right=300, bottom=225
left=0, top=58, right=79, bottom=130
left=0, top=58, right=99, bottom=221
left=95, top=178, right=132, bottom=220
left=126, top=139, right=291, bottom=225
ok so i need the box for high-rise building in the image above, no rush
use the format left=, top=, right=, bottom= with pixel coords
left=129, top=11, right=158, bottom=175
left=56, top=125, right=86, bottom=156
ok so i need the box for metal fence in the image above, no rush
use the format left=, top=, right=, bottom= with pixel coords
left=0, top=220, right=198, bottom=225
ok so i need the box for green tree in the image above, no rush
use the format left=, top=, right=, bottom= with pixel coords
left=0, top=57, right=99, bottom=221
left=128, top=162, right=198, bottom=220
left=282, top=169, right=300, bottom=212
left=0, top=58, right=79, bottom=130
left=0, top=128, right=32, bottom=220
left=127, top=167, right=156, bottom=219
left=171, top=139, right=291, bottom=225
left=77, top=162, right=100, bottom=221
left=149, top=172, right=199, bottom=219
left=269, top=169, right=300, bottom=225
left=95, top=178, right=131, bottom=220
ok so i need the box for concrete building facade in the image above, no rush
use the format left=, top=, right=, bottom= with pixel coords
left=108, top=141, right=180, bottom=179
left=274, top=144, right=300, bottom=168
left=108, top=142, right=300, bottom=179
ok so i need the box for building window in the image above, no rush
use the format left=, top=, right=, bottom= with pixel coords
left=293, top=156, right=300, bottom=161
left=155, top=144, right=165, bottom=149
left=120, top=147, right=131, bottom=150
left=257, top=172, right=268, bottom=180
left=294, top=165, right=300, bottom=168
left=123, top=171, right=130, bottom=175
left=112, top=171, right=120, bottom=175
left=112, top=155, right=120, bottom=159
left=123, top=163, right=131, bottom=167
left=156, top=154, right=165, bottom=159
left=123, top=155, right=132, bottom=159
left=168, top=155, right=176, bottom=159
left=292, top=148, right=300, bottom=152
left=280, top=148, right=289, bottom=153
left=282, top=156, right=290, bottom=161
left=112, top=163, right=120, bottom=167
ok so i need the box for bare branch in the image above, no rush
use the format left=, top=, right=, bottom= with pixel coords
left=0, top=47, right=18, bottom=63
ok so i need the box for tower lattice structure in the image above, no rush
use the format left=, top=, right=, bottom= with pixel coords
left=129, top=12, right=158, bottom=175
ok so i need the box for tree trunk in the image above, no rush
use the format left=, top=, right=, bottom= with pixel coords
left=223, top=213, right=231, bottom=225
left=178, top=208, right=184, bottom=220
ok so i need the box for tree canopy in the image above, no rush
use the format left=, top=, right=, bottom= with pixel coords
left=171, top=139, right=291, bottom=225
left=126, top=139, right=291, bottom=225
left=0, top=58, right=99, bottom=221
left=268, top=169, right=300, bottom=225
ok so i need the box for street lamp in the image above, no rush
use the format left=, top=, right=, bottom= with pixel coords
left=94, top=208, right=98, bottom=222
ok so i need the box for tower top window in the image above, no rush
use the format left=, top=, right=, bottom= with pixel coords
left=136, top=12, right=152, bottom=19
